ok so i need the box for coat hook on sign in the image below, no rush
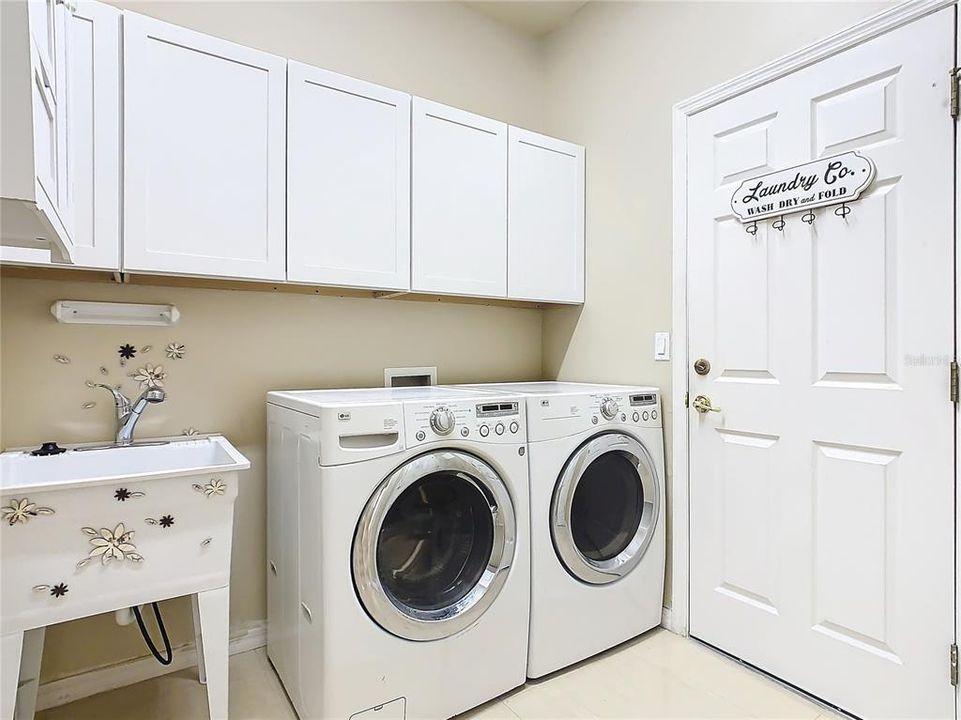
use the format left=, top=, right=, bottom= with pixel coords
left=801, top=210, right=816, bottom=225
left=745, top=220, right=758, bottom=235
left=834, top=202, right=851, bottom=219
left=772, top=216, right=785, bottom=232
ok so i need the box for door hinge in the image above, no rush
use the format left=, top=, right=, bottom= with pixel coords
left=951, top=67, right=960, bottom=119
left=951, top=361, right=959, bottom=403
left=951, top=643, right=958, bottom=686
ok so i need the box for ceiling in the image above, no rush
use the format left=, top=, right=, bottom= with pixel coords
left=464, top=1, right=588, bottom=37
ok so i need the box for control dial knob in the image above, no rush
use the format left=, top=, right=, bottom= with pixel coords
left=429, top=407, right=456, bottom=435
left=599, top=396, right=619, bottom=421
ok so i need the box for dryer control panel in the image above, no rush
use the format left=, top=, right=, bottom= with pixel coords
left=525, top=389, right=661, bottom=442
left=405, top=398, right=526, bottom=446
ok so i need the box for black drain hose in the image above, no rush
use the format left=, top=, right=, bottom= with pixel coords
left=132, top=602, right=173, bottom=665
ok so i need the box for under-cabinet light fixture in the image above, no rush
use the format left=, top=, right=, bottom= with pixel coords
left=50, top=301, right=180, bottom=326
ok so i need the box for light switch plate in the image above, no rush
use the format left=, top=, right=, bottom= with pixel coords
left=654, top=332, right=671, bottom=361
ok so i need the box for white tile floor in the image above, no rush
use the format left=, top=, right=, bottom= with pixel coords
left=37, top=628, right=844, bottom=720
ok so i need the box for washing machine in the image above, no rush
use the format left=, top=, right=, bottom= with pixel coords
left=456, top=382, right=665, bottom=678
left=266, top=386, right=530, bottom=719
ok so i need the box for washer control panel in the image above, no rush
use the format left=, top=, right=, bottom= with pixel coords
left=406, top=398, right=525, bottom=446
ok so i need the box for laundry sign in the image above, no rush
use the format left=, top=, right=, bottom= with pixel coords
left=730, top=151, right=876, bottom=223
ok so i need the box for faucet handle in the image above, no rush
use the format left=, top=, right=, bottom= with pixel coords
left=91, top=384, right=132, bottom=416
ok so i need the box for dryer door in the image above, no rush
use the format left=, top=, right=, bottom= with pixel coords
left=352, top=449, right=516, bottom=641
left=551, top=433, right=659, bottom=585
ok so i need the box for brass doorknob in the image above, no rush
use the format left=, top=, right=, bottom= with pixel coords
left=692, top=395, right=721, bottom=414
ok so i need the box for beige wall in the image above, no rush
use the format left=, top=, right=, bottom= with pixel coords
left=539, top=1, right=890, bottom=606
left=1, top=0, right=548, bottom=683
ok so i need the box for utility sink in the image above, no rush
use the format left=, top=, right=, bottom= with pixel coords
left=0, top=435, right=250, bottom=493
left=1, top=434, right=249, bottom=718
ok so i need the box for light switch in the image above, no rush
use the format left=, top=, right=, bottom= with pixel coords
left=654, top=332, right=671, bottom=361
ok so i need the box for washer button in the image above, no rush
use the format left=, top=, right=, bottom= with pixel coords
left=592, top=416, right=598, bottom=425
left=479, top=425, right=490, bottom=437
left=642, top=411, right=650, bottom=421
left=620, top=413, right=626, bottom=422
left=460, top=427, right=470, bottom=437
left=495, top=423, right=505, bottom=436
left=632, top=412, right=639, bottom=422
left=509, top=421, right=519, bottom=434
left=415, top=430, right=426, bottom=441
left=651, top=410, right=658, bottom=420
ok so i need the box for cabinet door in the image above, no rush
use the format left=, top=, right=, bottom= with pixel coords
left=287, top=63, right=410, bottom=290
left=27, top=0, right=66, bottom=218
left=65, top=0, right=120, bottom=268
left=4, top=0, right=121, bottom=269
left=507, top=127, right=584, bottom=303
left=411, top=98, right=507, bottom=298
left=122, top=13, right=286, bottom=281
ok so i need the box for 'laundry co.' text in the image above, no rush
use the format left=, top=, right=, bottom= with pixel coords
left=730, top=151, right=876, bottom=223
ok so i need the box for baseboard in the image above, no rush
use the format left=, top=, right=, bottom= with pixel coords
left=35, top=620, right=267, bottom=712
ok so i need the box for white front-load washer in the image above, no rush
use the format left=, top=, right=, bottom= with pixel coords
left=266, top=386, right=530, bottom=719
left=455, top=382, right=666, bottom=678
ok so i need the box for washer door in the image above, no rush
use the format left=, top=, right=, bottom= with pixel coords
left=353, top=450, right=516, bottom=641
left=551, top=433, right=659, bottom=585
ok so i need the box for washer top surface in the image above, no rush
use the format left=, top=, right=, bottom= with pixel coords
left=268, top=385, right=485, bottom=409
left=460, top=381, right=659, bottom=397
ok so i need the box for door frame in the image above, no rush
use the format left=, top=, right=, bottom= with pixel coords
left=669, top=0, right=956, bottom=666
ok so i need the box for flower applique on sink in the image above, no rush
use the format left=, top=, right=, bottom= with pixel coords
left=2, top=498, right=55, bottom=526
left=78, top=523, right=144, bottom=566
left=193, top=478, right=227, bottom=497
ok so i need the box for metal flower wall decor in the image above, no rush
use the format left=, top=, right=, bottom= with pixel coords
left=131, top=363, right=166, bottom=390
left=53, top=337, right=194, bottom=429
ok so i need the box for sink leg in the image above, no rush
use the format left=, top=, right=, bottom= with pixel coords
left=1, top=632, right=24, bottom=720
left=197, top=586, right=229, bottom=720
left=191, top=594, right=207, bottom=685
left=16, top=628, right=44, bottom=720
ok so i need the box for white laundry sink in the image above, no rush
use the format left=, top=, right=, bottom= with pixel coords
left=1, top=433, right=249, bottom=631
left=0, top=435, right=249, bottom=493
left=1, top=434, right=250, bottom=719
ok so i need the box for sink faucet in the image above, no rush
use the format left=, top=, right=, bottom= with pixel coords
left=93, top=385, right=166, bottom=445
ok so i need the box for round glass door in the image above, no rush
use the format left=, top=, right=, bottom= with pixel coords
left=353, top=450, right=516, bottom=641
left=551, top=433, right=659, bottom=585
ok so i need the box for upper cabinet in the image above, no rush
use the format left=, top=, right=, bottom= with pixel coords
left=411, top=98, right=508, bottom=299
left=122, top=14, right=287, bottom=281
left=0, top=0, right=74, bottom=262
left=3, top=0, right=121, bottom=270
left=1, top=5, right=586, bottom=304
left=507, top=128, right=585, bottom=304
left=287, top=63, right=410, bottom=291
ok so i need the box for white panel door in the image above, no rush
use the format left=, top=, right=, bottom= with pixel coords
left=687, top=11, right=954, bottom=719
left=287, top=63, right=410, bottom=290
left=507, top=127, right=584, bottom=303
left=123, top=13, right=286, bottom=281
left=412, top=98, right=507, bottom=298
left=3, top=0, right=120, bottom=270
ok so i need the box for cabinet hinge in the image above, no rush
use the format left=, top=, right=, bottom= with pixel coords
left=951, top=643, right=958, bottom=686
left=951, top=67, right=960, bottom=119
left=951, top=362, right=959, bottom=403
left=684, top=392, right=689, bottom=408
